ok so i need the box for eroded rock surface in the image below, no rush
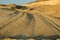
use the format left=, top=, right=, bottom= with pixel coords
left=0, top=0, right=60, bottom=39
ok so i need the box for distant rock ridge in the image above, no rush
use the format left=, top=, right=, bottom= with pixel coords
left=0, top=4, right=28, bottom=10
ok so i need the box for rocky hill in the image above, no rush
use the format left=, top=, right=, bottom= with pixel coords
left=0, top=0, right=60, bottom=40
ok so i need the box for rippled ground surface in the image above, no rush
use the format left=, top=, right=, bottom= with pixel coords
left=0, top=4, right=60, bottom=40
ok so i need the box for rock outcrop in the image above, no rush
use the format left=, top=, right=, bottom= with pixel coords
left=0, top=0, right=60, bottom=39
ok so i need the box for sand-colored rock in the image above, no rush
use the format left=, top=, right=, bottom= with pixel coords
left=0, top=0, right=60, bottom=39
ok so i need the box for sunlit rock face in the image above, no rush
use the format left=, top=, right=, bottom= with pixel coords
left=0, top=0, right=60, bottom=39
left=37, top=0, right=48, bottom=1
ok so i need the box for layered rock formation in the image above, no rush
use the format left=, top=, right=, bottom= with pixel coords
left=0, top=0, right=60, bottom=39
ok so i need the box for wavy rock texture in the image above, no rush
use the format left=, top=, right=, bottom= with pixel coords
left=0, top=0, right=60, bottom=39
